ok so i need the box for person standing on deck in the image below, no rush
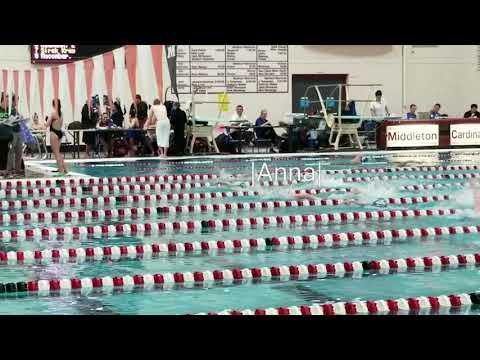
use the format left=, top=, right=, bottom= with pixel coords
left=370, top=90, right=390, bottom=119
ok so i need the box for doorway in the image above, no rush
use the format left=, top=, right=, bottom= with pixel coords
left=291, top=74, right=348, bottom=113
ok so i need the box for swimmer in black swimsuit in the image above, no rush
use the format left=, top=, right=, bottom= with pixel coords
left=46, top=99, right=68, bottom=174
left=49, top=126, right=63, bottom=140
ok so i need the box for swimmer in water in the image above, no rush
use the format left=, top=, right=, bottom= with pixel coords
left=351, top=154, right=363, bottom=164
left=213, top=171, right=251, bottom=188
left=352, top=153, right=426, bottom=167
left=471, top=179, right=480, bottom=214
left=215, top=180, right=249, bottom=188
left=293, top=187, right=387, bottom=207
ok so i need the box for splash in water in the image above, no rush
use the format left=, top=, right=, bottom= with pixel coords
left=212, top=169, right=250, bottom=189
left=447, top=182, right=480, bottom=219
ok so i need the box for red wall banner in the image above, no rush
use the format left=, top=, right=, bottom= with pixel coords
left=83, top=58, right=94, bottom=109
left=1, top=45, right=166, bottom=118
left=13, top=70, right=19, bottom=110
left=125, top=45, right=137, bottom=102
left=37, top=68, right=45, bottom=119
left=2, top=70, right=8, bottom=109
left=103, top=51, right=114, bottom=107
left=24, top=70, right=31, bottom=114
left=66, top=63, right=76, bottom=117
left=51, top=66, right=60, bottom=102
left=150, top=45, right=164, bottom=101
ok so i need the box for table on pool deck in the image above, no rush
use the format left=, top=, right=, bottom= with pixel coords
left=376, top=117, right=480, bottom=150
left=68, top=128, right=154, bottom=158
left=223, top=124, right=290, bottom=153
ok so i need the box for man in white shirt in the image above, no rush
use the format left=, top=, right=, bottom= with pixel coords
left=228, top=104, right=252, bottom=142
left=231, top=104, right=248, bottom=123
left=370, top=90, right=390, bottom=119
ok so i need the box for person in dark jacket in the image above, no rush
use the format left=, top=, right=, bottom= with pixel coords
left=111, top=101, right=124, bottom=127
left=0, top=108, right=12, bottom=174
left=170, top=102, right=187, bottom=156
left=129, top=95, right=153, bottom=155
left=130, top=95, right=148, bottom=128
left=81, top=101, right=97, bottom=157
left=464, top=104, right=480, bottom=118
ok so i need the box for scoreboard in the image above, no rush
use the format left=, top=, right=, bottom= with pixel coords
left=31, top=45, right=121, bottom=64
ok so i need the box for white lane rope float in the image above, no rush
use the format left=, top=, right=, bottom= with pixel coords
left=0, top=195, right=451, bottom=225
left=0, top=174, right=221, bottom=189
left=3, top=224, right=480, bottom=265
left=0, top=184, right=353, bottom=200
left=0, top=175, right=301, bottom=190
left=326, top=165, right=480, bottom=175
left=0, top=179, right=309, bottom=197
left=0, top=189, right=345, bottom=210
left=400, top=182, right=467, bottom=191
left=199, top=291, right=478, bottom=315
left=2, top=252, right=479, bottom=296
left=0, top=182, right=459, bottom=204
left=0, top=183, right=451, bottom=208
left=344, top=172, right=480, bottom=183
left=0, top=192, right=264, bottom=210
left=0, top=208, right=459, bottom=241
left=0, top=183, right=212, bottom=197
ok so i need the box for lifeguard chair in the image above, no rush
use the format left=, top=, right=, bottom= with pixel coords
left=183, top=86, right=231, bottom=154
left=302, top=83, right=383, bottom=150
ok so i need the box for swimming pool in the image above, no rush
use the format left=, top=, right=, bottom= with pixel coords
left=7, top=149, right=480, bottom=315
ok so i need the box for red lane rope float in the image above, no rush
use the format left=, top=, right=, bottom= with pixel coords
left=0, top=191, right=294, bottom=210
left=0, top=188, right=449, bottom=212
left=4, top=224, right=479, bottom=265
left=0, top=182, right=212, bottom=197
left=0, top=174, right=221, bottom=189
left=0, top=195, right=451, bottom=225
left=201, top=291, right=478, bottom=315
left=0, top=184, right=351, bottom=200
left=400, top=182, right=467, bottom=191
left=344, top=173, right=480, bottom=183
left=0, top=208, right=458, bottom=241
left=326, top=165, right=480, bottom=175
left=0, top=180, right=303, bottom=196
left=0, top=188, right=260, bottom=204
left=0, top=192, right=260, bottom=210
left=1, top=182, right=456, bottom=204
left=156, top=195, right=449, bottom=215
left=4, top=252, right=479, bottom=296
left=0, top=175, right=299, bottom=190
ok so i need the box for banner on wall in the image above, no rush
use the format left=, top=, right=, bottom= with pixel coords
left=386, top=124, right=439, bottom=147
left=150, top=45, right=163, bottom=101
left=24, top=70, right=31, bottom=114
left=218, top=93, right=228, bottom=113
left=83, top=58, right=94, bottom=109
left=37, top=68, right=45, bottom=120
left=125, top=45, right=137, bottom=102
left=450, top=123, right=480, bottom=146
left=103, top=52, right=114, bottom=106
left=13, top=70, right=19, bottom=113
left=66, top=63, right=76, bottom=116
left=3, top=45, right=165, bottom=125
left=165, top=45, right=178, bottom=100
left=2, top=70, right=8, bottom=110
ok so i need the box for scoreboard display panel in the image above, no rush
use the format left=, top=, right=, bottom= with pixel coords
left=31, top=45, right=121, bottom=64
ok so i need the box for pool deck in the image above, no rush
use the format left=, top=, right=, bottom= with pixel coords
left=17, top=146, right=480, bottom=180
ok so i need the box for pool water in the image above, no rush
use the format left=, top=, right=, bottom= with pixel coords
left=7, top=150, right=480, bottom=315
